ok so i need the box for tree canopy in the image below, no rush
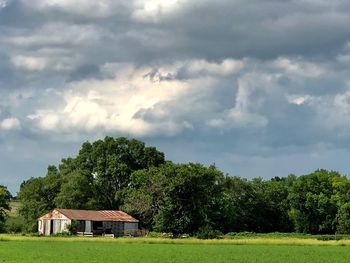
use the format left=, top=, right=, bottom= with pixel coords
left=0, top=185, right=11, bottom=232
left=13, top=136, right=350, bottom=235
left=18, top=136, right=165, bottom=232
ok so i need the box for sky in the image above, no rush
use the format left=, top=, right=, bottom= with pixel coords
left=1, top=0, right=350, bottom=194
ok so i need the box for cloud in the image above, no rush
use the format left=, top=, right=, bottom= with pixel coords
left=0, top=0, right=9, bottom=8
left=131, top=0, right=182, bottom=23
left=19, top=0, right=124, bottom=18
left=5, top=23, right=104, bottom=48
left=3, top=0, right=350, bottom=193
left=11, top=55, right=78, bottom=72
left=184, top=59, right=244, bottom=77
left=28, top=63, right=189, bottom=136
left=272, top=58, right=327, bottom=78
left=0, top=117, right=21, bottom=130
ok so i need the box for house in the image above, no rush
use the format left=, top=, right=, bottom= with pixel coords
left=38, top=208, right=139, bottom=237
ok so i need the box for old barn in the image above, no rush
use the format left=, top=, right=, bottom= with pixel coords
left=38, top=209, right=139, bottom=237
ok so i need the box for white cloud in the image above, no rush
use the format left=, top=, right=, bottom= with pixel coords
left=29, top=63, right=189, bottom=136
left=185, top=59, right=244, bottom=76
left=207, top=73, right=272, bottom=129
left=272, top=57, right=327, bottom=78
left=132, top=0, right=183, bottom=22
left=0, top=0, right=9, bottom=8
left=11, top=55, right=78, bottom=72
left=20, top=0, right=119, bottom=18
left=0, top=118, right=21, bottom=130
left=286, top=94, right=313, bottom=105
left=6, top=23, right=103, bottom=47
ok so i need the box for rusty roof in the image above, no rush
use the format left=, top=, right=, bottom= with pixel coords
left=48, top=209, right=138, bottom=222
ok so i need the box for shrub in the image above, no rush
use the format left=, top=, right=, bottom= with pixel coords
left=316, top=235, right=342, bottom=241
left=196, top=227, right=223, bottom=239
left=146, top=232, right=173, bottom=238
left=4, top=216, right=26, bottom=233
left=66, top=221, right=79, bottom=235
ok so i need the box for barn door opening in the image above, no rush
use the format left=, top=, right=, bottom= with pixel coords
left=50, top=220, right=53, bottom=235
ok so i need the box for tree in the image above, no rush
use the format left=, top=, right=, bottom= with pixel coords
left=288, top=170, right=340, bottom=234
left=123, top=163, right=225, bottom=235
left=18, top=166, right=61, bottom=232
left=57, top=137, right=165, bottom=210
left=122, top=166, right=169, bottom=229
left=336, top=202, right=350, bottom=234
left=221, top=176, right=293, bottom=233
left=18, top=137, right=165, bottom=231
left=0, top=185, right=12, bottom=232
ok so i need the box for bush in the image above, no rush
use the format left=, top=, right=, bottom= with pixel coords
left=196, top=227, right=223, bottom=239
left=146, top=232, right=173, bottom=238
left=66, top=221, right=79, bottom=235
left=316, top=235, right=342, bottom=241
left=4, top=216, right=26, bottom=233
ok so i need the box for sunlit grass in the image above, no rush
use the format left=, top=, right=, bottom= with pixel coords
left=2, top=238, right=350, bottom=263
left=1, top=234, right=350, bottom=246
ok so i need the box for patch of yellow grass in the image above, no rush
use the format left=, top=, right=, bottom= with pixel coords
left=8, top=201, right=21, bottom=217
left=1, top=234, right=350, bottom=246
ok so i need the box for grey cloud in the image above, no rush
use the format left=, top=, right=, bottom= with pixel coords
left=2, top=0, right=350, bottom=193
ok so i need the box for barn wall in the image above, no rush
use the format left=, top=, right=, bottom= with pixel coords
left=110, top=222, right=124, bottom=236
left=38, top=210, right=71, bottom=236
left=52, top=219, right=71, bottom=234
left=124, top=222, right=139, bottom=235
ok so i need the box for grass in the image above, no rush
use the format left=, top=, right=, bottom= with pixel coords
left=2, top=234, right=350, bottom=263
left=1, top=237, right=350, bottom=263
left=7, top=201, right=20, bottom=217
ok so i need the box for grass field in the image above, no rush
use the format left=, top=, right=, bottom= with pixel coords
left=1, top=235, right=350, bottom=262
left=8, top=201, right=20, bottom=217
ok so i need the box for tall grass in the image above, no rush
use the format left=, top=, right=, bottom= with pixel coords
left=1, top=234, right=350, bottom=246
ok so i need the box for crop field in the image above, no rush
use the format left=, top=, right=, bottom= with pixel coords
left=1, top=236, right=350, bottom=263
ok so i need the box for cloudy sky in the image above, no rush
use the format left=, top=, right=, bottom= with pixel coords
left=1, top=0, right=350, bottom=194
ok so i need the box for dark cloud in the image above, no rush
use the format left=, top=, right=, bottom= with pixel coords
left=2, top=0, right=350, bottom=193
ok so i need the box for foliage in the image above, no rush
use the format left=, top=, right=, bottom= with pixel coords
left=66, top=221, right=79, bottom=235
left=123, top=163, right=225, bottom=235
left=14, top=136, right=350, bottom=236
left=4, top=216, right=26, bottom=233
left=288, top=170, right=341, bottom=234
left=0, top=185, right=11, bottom=232
left=18, top=136, right=165, bottom=231
left=18, top=166, right=61, bottom=232
left=196, top=226, right=223, bottom=239
left=221, top=176, right=294, bottom=233
left=336, top=203, right=350, bottom=234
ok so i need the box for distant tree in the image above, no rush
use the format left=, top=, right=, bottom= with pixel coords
left=221, top=176, right=293, bottom=233
left=336, top=202, right=350, bottom=234
left=56, top=137, right=165, bottom=210
left=18, top=137, right=165, bottom=231
left=18, top=166, right=61, bottom=232
left=288, top=169, right=340, bottom=234
left=0, top=185, right=12, bottom=232
left=123, top=162, right=225, bottom=235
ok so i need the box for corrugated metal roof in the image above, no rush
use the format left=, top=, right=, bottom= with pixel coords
left=47, top=209, right=138, bottom=222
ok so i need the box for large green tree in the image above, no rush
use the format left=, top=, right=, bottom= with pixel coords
left=56, top=137, right=165, bottom=210
left=222, top=176, right=293, bottom=233
left=18, top=166, right=61, bottom=232
left=0, top=185, right=12, bottom=232
left=288, top=170, right=341, bottom=234
left=123, top=163, right=225, bottom=235
left=18, top=137, right=165, bottom=230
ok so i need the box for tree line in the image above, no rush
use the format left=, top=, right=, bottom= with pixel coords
left=1, top=136, right=350, bottom=235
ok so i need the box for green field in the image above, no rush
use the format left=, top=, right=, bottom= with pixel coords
left=1, top=236, right=350, bottom=262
